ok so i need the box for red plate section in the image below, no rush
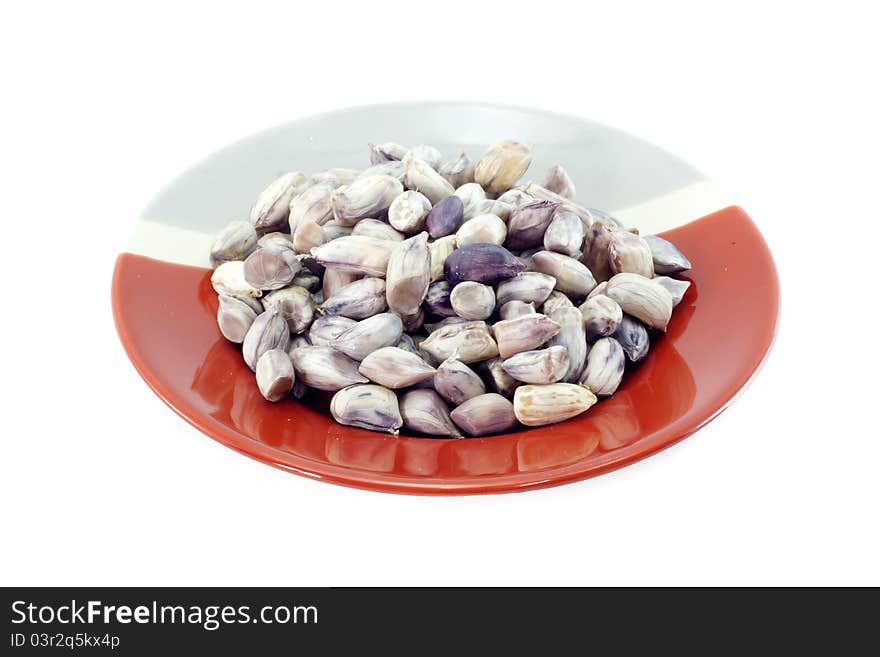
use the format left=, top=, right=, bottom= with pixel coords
left=112, top=206, right=779, bottom=494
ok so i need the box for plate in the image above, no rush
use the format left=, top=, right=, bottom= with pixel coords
left=112, top=102, right=780, bottom=494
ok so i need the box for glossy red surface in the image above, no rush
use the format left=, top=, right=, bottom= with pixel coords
left=112, top=206, right=779, bottom=494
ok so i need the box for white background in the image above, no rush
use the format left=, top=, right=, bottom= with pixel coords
left=1, top=1, right=878, bottom=586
